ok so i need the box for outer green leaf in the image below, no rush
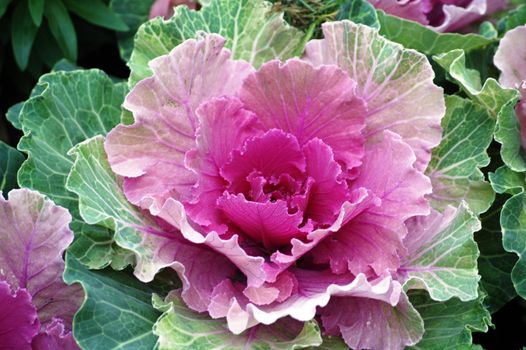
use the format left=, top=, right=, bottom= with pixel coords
left=337, top=0, right=379, bottom=29
left=129, top=0, right=303, bottom=85
left=45, top=0, right=77, bottom=61
left=0, top=0, right=12, bottom=17
left=66, top=136, right=172, bottom=281
left=491, top=166, right=526, bottom=298
left=495, top=99, right=526, bottom=172
left=11, top=0, right=38, bottom=70
left=29, top=0, right=44, bottom=26
left=63, top=0, right=129, bottom=31
left=6, top=102, right=23, bottom=130
left=110, top=0, right=155, bottom=61
left=426, top=95, right=495, bottom=214
left=408, top=290, right=491, bottom=349
left=402, top=202, right=481, bottom=302
left=0, top=141, right=24, bottom=193
left=476, top=194, right=518, bottom=313
left=152, top=291, right=322, bottom=350
left=377, top=11, right=493, bottom=56
left=16, top=69, right=128, bottom=269
left=433, top=49, right=518, bottom=119
left=63, top=254, right=161, bottom=350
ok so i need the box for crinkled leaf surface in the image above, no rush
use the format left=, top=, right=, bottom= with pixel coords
left=490, top=166, right=526, bottom=298
left=0, top=141, right=24, bottom=193
left=408, top=290, right=490, bottom=349
left=110, top=0, right=154, bottom=61
left=16, top=69, right=128, bottom=269
left=152, top=291, right=322, bottom=350
left=402, top=203, right=480, bottom=302
left=476, top=193, right=518, bottom=312
left=63, top=254, right=162, bottom=350
left=425, top=95, right=494, bottom=214
left=433, top=49, right=526, bottom=172
left=128, top=0, right=303, bottom=85
left=0, top=189, right=83, bottom=328
left=377, top=11, right=493, bottom=56
left=67, top=136, right=177, bottom=282
left=433, top=49, right=518, bottom=119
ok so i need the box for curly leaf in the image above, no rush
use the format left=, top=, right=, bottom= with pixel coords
left=426, top=95, right=495, bottom=214
left=152, top=291, right=322, bottom=350
left=63, top=254, right=162, bottom=350
left=408, top=290, right=491, bottom=349
left=16, top=69, right=128, bottom=269
left=490, top=166, right=526, bottom=298
left=128, top=0, right=303, bottom=85
left=377, top=11, right=493, bottom=56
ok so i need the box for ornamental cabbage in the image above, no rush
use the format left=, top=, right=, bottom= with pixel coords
left=370, top=0, right=506, bottom=31
left=101, top=20, right=455, bottom=349
left=0, top=189, right=83, bottom=350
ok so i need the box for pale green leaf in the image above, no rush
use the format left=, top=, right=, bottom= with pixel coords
left=402, top=203, right=481, bottom=302
left=63, top=254, right=161, bottom=350
left=377, top=11, right=493, bottom=56
left=0, top=141, right=24, bottom=193
left=495, top=98, right=526, bottom=172
left=16, top=69, right=128, bottom=269
left=476, top=195, right=518, bottom=313
left=408, top=290, right=491, bottom=350
left=66, top=136, right=173, bottom=281
left=490, top=166, right=526, bottom=298
left=152, top=291, right=322, bottom=350
left=129, top=0, right=303, bottom=85
left=433, top=49, right=518, bottom=119
left=426, top=95, right=495, bottom=214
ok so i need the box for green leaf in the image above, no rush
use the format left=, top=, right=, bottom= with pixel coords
left=0, top=0, right=12, bottom=17
left=129, top=0, right=303, bottom=85
left=0, top=141, right=24, bottom=193
left=476, top=194, right=518, bottom=313
left=66, top=136, right=172, bottom=281
left=16, top=69, right=128, bottom=269
left=337, top=0, right=379, bottom=29
left=377, top=11, right=493, bottom=56
left=152, top=291, right=322, bottom=350
left=433, top=49, right=518, bottom=119
left=11, top=0, right=39, bottom=70
left=490, top=166, right=526, bottom=299
left=63, top=0, right=129, bottom=31
left=45, top=0, right=77, bottom=61
left=29, top=0, right=44, bottom=26
left=109, top=0, right=155, bottom=61
left=408, top=290, right=491, bottom=349
left=63, top=254, right=162, bottom=350
left=426, top=95, right=495, bottom=214
left=402, top=202, right=481, bottom=302
left=495, top=98, right=526, bottom=172
left=479, top=21, right=498, bottom=39
left=498, top=4, right=526, bottom=33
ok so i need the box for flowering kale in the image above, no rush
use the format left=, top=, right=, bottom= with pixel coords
left=0, top=189, right=83, bottom=349
left=371, top=0, right=506, bottom=31
left=79, top=20, right=484, bottom=349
